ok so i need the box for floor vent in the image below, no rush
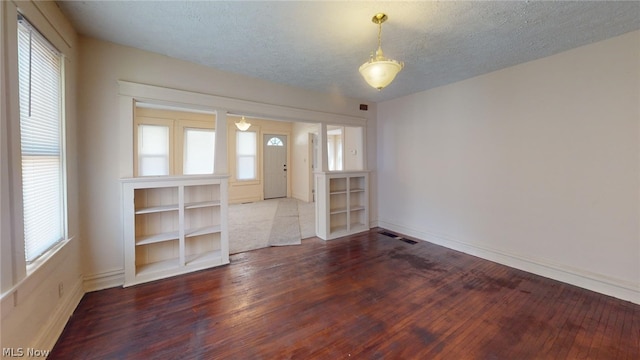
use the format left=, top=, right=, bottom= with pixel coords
left=400, top=238, right=418, bottom=245
left=379, top=230, right=418, bottom=245
left=379, top=231, right=399, bottom=238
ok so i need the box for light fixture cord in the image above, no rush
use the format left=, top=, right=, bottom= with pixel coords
left=378, top=21, right=382, bottom=49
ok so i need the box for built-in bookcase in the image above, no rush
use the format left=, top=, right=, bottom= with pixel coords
left=316, top=171, right=369, bottom=240
left=122, top=175, right=229, bottom=286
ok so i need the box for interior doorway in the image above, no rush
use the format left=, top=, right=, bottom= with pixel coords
left=263, top=134, right=287, bottom=199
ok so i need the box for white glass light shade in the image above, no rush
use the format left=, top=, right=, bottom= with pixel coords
left=359, top=59, right=403, bottom=90
left=235, top=116, right=251, bottom=131
left=359, top=44, right=403, bottom=90
left=359, top=13, right=404, bottom=90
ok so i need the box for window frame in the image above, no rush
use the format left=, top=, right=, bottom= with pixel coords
left=16, top=14, right=68, bottom=264
left=133, top=110, right=215, bottom=177
left=133, top=116, right=175, bottom=177
left=175, top=119, right=215, bottom=175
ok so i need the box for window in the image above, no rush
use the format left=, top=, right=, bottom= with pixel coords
left=266, top=137, right=284, bottom=146
left=327, top=127, right=343, bottom=171
left=327, top=137, right=335, bottom=170
left=133, top=108, right=215, bottom=176
left=236, top=131, right=257, bottom=180
left=17, top=15, right=65, bottom=262
left=183, top=128, right=215, bottom=175
left=137, top=124, right=170, bottom=176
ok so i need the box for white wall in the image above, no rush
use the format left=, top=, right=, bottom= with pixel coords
left=78, top=36, right=375, bottom=289
left=1, top=0, right=83, bottom=351
left=344, top=126, right=364, bottom=170
left=377, top=30, right=640, bottom=304
left=292, top=122, right=320, bottom=202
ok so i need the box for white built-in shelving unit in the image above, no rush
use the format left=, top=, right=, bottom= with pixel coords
left=316, top=171, right=369, bottom=240
left=121, top=175, right=229, bottom=286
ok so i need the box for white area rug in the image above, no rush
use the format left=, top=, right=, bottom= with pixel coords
left=229, top=198, right=315, bottom=254
left=268, top=198, right=301, bottom=246
left=228, top=199, right=278, bottom=254
left=298, top=200, right=316, bottom=239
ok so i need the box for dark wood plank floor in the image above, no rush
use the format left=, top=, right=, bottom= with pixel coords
left=50, top=230, right=639, bottom=359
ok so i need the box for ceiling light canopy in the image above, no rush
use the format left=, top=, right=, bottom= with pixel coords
left=359, top=13, right=404, bottom=91
left=235, top=116, right=251, bottom=131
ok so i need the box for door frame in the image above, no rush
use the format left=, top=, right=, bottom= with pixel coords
left=309, top=132, right=317, bottom=203
left=261, top=131, right=291, bottom=200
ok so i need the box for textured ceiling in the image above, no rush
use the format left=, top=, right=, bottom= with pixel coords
left=57, top=1, right=640, bottom=103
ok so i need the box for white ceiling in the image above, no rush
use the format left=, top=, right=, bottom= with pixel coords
left=56, top=1, right=640, bottom=103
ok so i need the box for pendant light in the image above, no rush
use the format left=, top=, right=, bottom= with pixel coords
left=359, top=13, right=404, bottom=90
left=235, top=116, right=251, bottom=131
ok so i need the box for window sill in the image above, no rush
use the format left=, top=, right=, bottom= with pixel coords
left=26, top=236, right=73, bottom=277
left=233, top=179, right=260, bottom=186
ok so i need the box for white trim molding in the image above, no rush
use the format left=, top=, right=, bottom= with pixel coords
left=378, top=220, right=640, bottom=305
left=118, top=80, right=367, bottom=127
left=83, top=269, right=125, bottom=293
left=30, top=275, right=83, bottom=353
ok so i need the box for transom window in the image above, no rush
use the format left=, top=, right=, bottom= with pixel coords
left=267, top=137, right=284, bottom=147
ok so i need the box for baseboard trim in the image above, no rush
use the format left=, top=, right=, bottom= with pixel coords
left=378, top=220, right=640, bottom=305
left=83, top=269, right=124, bottom=292
left=291, top=192, right=311, bottom=203
left=30, top=275, right=84, bottom=352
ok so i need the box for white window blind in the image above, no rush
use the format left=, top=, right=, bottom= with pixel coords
left=183, top=128, right=215, bottom=175
left=137, top=124, right=170, bottom=176
left=236, top=131, right=257, bottom=180
left=17, top=15, right=65, bottom=262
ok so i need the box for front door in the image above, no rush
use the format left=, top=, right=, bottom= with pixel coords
left=263, top=134, right=287, bottom=199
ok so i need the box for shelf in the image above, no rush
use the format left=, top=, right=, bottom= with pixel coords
left=186, top=225, right=221, bottom=238
left=134, top=187, right=178, bottom=212
left=136, top=257, right=180, bottom=276
left=123, top=176, right=229, bottom=287
left=186, top=249, right=222, bottom=266
left=349, top=224, right=368, bottom=234
left=349, top=177, right=365, bottom=190
left=135, top=204, right=179, bottom=214
left=329, top=178, right=347, bottom=193
left=185, top=200, right=221, bottom=209
left=316, top=172, right=369, bottom=241
left=330, top=225, right=347, bottom=234
left=136, top=231, right=179, bottom=246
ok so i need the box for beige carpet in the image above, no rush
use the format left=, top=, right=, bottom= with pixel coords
left=229, top=198, right=315, bottom=254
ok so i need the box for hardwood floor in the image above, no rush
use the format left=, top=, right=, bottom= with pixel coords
left=50, top=230, right=639, bottom=359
